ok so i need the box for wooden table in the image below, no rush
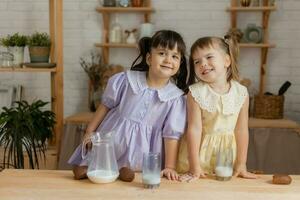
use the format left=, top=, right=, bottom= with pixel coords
left=0, top=169, right=300, bottom=200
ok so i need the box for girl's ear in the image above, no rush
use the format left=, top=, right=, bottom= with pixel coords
left=146, top=52, right=151, bottom=66
left=224, top=54, right=231, bottom=68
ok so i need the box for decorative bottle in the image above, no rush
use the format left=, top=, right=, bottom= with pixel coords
left=109, top=15, right=123, bottom=43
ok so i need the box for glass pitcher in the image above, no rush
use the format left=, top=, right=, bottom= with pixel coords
left=82, top=131, right=119, bottom=183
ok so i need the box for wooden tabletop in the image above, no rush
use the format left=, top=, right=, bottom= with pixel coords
left=64, top=112, right=300, bottom=129
left=0, top=169, right=299, bottom=200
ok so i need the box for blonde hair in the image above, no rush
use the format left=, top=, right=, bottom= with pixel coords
left=187, top=33, right=239, bottom=85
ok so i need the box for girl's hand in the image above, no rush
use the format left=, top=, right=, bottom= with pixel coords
left=233, top=164, right=257, bottom=179
left=161, top=168, right=179, bottom=181
left=82, top=131, right=94, bottom=150
left=179, top=168, right=207, bottom=182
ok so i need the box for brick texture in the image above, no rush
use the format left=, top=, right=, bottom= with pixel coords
left=0, top=0, right=299, bottom=122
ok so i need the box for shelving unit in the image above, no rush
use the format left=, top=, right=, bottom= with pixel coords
left=227, top=0, right=276, bottom=95
left=95, top=1, right=154, bottom=64
left=0, top=0, right=63, bottom=150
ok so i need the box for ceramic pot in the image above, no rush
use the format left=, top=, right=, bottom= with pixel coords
left=7, top=46, right=24, bottom=67
left=28, top=46, right=50, bottom=63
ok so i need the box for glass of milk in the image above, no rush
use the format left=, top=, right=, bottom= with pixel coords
left=215, top=149, right=233, bottom=181
left=142, top=152, right=161, bottom=189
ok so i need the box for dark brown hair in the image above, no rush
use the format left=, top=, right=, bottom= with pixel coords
left=131, top=30, right=188, bottom=93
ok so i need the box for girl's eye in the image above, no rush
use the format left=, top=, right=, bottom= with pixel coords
left=194, top=60, right=199, bottom=65
left=172, top=55, right=179, bottom=60
left=158, top=52, right=165, bottom=56
left=207, top=56, right=213, bottom=59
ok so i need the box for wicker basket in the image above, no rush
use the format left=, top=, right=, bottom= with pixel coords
left=254, top=95, right=284, bottom=119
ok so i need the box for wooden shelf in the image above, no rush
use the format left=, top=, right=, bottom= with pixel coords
left=238, top=43, right=276, bottom=48
left=95, top=43, right=137, bottom=48
left=0, top=0, right=64, bottom=154
left=0, top=67, right=57, bottom=72
left=227, top=6, right=276, bottom=12
left=228, top=0, right=276, bottom=95
left=96, top=6, right=154, bottom=13
left=96, top=1, right=153, bottom=64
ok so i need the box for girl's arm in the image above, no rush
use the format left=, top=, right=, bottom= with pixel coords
left=82, top=103, right=110, bottom=142
left=163, top=138, right=179, bottom=180
left=185, top=92, right=206, bottom=178
left=234, top=96, right=256, bottom=179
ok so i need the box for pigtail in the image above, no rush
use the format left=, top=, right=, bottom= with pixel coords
left=174, top=55, right=189, bottom=93
left=224, top=33, right=240, bottom=81
left=131, top=37, right=152, bottom=71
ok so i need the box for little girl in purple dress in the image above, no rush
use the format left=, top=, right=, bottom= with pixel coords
left=69, top=30, right=188, bottom=181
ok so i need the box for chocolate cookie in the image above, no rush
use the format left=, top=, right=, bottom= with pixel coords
left=119, top=167, right=135, bottom=182
left=272, top=174, right=292, bottom=185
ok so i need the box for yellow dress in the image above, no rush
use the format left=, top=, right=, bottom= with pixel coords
left=177, top=80, right=248, bottom=174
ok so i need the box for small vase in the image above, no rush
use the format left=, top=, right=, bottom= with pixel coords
left=240, top=0, right=251, bottom=7
left=131, top=0, right=143, bottom=7
left=88, top=83, right=103, bottom=112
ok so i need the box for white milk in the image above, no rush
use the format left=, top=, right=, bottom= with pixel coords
left=87, top=170, right=119, bottom=184
left=215, top=166, right=233, bottom=177
left=142, top=173, right=161, bottom=185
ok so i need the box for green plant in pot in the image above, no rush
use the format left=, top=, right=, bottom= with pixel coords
left=0, top=100, right=55, bottom=169
left=0, top=33, right=27, bottom=66
left=27, top=32, right=51, bottom=63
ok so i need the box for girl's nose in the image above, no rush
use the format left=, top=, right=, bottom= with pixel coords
left=164, top=55, right=172, bottom=63
left=201, top=60, right=207, bottom=68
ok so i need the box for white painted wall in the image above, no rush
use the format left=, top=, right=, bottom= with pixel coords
left=0, top=0, right=299, bottom=122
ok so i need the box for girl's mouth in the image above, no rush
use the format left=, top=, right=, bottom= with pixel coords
left=202, top=69, right=213, bottom=75
left=161, top=65, right=173, bottom=70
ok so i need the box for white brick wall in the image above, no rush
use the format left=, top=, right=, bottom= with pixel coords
left=0, top=0, right=299, bottom=122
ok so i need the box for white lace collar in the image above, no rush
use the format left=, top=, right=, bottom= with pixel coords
left=189, top=80, right=248, bottom=115
left=126, top=70, right=184, bottom=102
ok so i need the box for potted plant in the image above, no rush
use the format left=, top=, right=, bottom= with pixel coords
left=0, top=33, right=27, bottom=67
left=27, top=32, right=51, bottom=63
left=0, top=100, right=55, bottom=169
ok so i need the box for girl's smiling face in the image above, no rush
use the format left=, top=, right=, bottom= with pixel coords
left=192, top=46, right=231, bottom=84
left=147, top=44, right=181, bottom=80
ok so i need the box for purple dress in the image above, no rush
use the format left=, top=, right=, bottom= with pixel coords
left=68, top=70, right=186, bottom=171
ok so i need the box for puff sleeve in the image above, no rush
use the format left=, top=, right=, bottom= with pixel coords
left=101, top=72, right=126, bottom=109
left=162, top=96, right=187, bottom=140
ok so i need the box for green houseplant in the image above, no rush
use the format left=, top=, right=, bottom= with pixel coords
left=27, top=32, right=51, bottom=63
left=0, top=100, right=55, bottom=169
left=0, top=33, right=27, bottom=66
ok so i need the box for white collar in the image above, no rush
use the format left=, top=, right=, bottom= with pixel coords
left=126, top=70, right=184, bottom=102
left=189, top=80, right=248, bottom=115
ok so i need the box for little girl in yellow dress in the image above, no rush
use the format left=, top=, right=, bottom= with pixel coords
left=177, top=33, right=257, bottom=181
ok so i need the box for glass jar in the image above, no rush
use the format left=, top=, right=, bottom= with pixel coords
left=109, top=15, right=123, bottom=43
left=0, top=51, right=14, bottom=67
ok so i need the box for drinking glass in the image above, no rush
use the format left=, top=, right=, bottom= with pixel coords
left=142, top=152, right=161, bottom=189
left=215, top=149, right=234, bottom=181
